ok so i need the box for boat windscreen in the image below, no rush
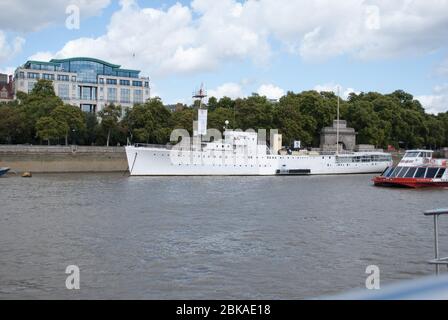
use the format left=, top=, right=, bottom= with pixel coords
left=385, top=167, right=396, bottom=177
left=391, top=167, right=403, bottom=178
left=415, top=167, right=427, bottom=178
left=436, top=168, right=446, bottom=179
left=398, top=168, right=409, bottom=178
left=425, top=167, right=439, bottom=179
left=405, top=167, right=417, bottom=178
left=381, top=167, right=392, bottom=177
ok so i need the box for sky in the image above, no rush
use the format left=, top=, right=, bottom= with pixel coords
left=0, top=0, right=448, bottom=114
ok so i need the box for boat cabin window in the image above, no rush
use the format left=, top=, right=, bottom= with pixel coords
left=404, top=152, right=419, bottom=158
left=405, top=167, right=417, bottom=178
left=436, top=168, right=446, bottom=179
left=425, top=167, right=439, bottom=179
left=381, top=167, right=393, bottom=177
left=397, top=167, right=409, bottom=178
left=414, top=167, right=427, bottom=178
left=391, top=167, right=403, bottom=178
left=384, top=167, right=395, bottom=177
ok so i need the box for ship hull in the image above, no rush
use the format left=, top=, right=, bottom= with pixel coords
left=126, top=147, right=391, bottom=176
left=373, top=177, right=448, bottom=188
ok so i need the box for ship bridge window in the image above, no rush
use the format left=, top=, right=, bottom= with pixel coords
left=405, top=167, right=417, bottom=178
left=436, top=168, right=446, bottom=179
left=425, top=167, right=439, bottom=179
left=414, top=167, right=427, bottom=178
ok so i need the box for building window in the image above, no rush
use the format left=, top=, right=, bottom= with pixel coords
left=106, top=79, right=117, bottom=85
left=71, top=76, right=77, bottom=82
left=107, top=88, right=117, bottom=102
left=27, top=72, right=40, bottom=79
left=120, top=88, right=130, bottom=103
left=57, top=75, right=69, bottom=81
left=58, top=84, right=70, bottom=100
left=80, top=87, right=96, bottom=101
left=120, top=79, right=130, bottom=86
left=19, top=72, right=25, bottom=79
left=132, top=80, right=142, bottom=87
left=144, top=82, right=149, bottom=88
left=43, top=73, right=55, bottom=80
left=133, top=89, right=143, bottom=104
left=99, top=78, right=104, bottom=84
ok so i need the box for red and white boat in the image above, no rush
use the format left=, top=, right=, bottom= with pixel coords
left=373, top=150, right=448, bottom=188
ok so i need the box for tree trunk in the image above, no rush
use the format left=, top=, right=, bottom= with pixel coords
left=48, top=139, right=50, bottom=146
left=107, top=129, right=111, bottom=147
left=65, top=134, right=68, bottom=146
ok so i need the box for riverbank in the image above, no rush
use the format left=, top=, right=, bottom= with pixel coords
left=0, top=145, right=127, bottom=173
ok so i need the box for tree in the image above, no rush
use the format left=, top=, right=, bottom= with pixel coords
left=0, top=104, right=29, bottom=144
left=36, top=117, right=68, bottom=145
left=275, top=95, right=316, bottom=146
left=51, top=104, right=86, bottom=145
left=18, top=79, right=64, bottom=143
left=122, top=97, right=172, bottom=144
left=234, top=94, right=274, bottom=130
left=98, top=104, right=122, bottom=147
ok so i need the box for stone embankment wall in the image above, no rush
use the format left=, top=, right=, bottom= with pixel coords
left=0, top=145, right=128, bottom=173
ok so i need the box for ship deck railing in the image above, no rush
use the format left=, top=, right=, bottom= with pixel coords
left=424, top=208, right=448, bottom=275
left=133, top=143, right=174, bottom=150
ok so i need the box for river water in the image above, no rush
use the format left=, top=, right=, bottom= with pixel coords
left=0, top=173, right=447, bottom=299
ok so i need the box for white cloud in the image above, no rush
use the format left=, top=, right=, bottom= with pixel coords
left=416, top=84, right=448, bottom=114
left=28, top=51, right=55, bottom=62
left=257, top=84, right=285, bottom=100
left=314, top=83, right=359, bottom=99
left=0, top=31, right=25, bottom=63
left=25, top=0, right=448, bottom=76
left=208, top=82, right=244, bottom=100
left=0, top=0, right=111, bottom=32
left=53, top=0, right=270, bottom=76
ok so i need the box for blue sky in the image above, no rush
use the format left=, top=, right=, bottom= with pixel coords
left=1, top=0, right=447, bottom=113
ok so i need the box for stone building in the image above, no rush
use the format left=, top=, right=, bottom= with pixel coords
left=320, top=120, right=357, bottom=151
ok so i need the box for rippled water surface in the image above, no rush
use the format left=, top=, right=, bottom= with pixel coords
left=0, top=173, right=447, bottom=299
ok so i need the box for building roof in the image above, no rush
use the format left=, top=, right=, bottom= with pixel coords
left=50, top=57, right=121, bottom=69
left=25, top=57, right=140, bottom=73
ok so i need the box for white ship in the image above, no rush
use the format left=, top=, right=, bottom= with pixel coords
left=126, top=86, right=392, bottom=176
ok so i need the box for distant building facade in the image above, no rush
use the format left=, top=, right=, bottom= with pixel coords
left=14, top=57, right=151, bottom=113
left=0, top=74, right=14, bottom=103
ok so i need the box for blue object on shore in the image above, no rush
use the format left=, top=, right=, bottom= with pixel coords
left=0, top=167, right=10, bottom=177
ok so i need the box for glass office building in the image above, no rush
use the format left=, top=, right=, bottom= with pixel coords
left=14, top=57, right=151, bottom=113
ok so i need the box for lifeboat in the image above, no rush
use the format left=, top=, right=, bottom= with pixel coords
left=373, top=150, right=448, bottom=188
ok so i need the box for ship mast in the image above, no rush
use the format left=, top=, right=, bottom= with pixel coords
left=193, top=83, right=207, bottom=110
left=193, top=83, right=208, bottom=151
left=336, top=86, right=340, bottom=156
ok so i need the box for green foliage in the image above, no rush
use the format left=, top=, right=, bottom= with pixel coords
left=1, top=81, right=447, bottom=149
left=0, top=104, right=29, bottom=144
left=51, top=104, right=86, bottom=145
left=98, top=104, right=122, bottom=147
left=36, top=116, right=68, bottom=145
